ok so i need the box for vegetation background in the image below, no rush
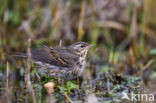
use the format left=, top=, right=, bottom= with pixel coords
left=0, top=0, right=156, bottom=102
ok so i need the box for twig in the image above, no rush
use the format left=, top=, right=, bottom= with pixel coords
left=136, top=59, right=153, bottom=76
left=6, top=62, right=9, bottom=89
left=106, top=78, right=110, bottom=97
left=129, top=6, right=137, bottom=39
left=58, top=86, right=74, bottom=103
left=0, top=34, right=1, bottom=46
left=95, top=21, right=126, bottom=32
left=25, top=38, right=37, bottom=103
left=0, top=62, right=12, bottom=103
left=21, top=20, right=35, bottom=40
left=138, top=25, right=156, bottom=39
left=78, top=0, right=86, bottom=40
left=64, top=92, right=74, bottom=103
left=59, top=40, right=62, bottom=47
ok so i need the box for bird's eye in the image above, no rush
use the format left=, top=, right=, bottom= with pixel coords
left=80, top=45, right=84, bottom=48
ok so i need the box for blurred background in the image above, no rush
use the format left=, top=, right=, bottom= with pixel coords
left=0, top=0, right=156, bottom=102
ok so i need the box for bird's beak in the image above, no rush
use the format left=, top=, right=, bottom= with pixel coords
left=88, top=44, right=94, bottom=48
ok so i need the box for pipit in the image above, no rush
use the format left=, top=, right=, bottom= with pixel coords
left=10, top=42, right=93, bottom=79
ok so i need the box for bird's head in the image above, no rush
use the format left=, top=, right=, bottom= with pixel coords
left=69, top=42, right=94, bottom=57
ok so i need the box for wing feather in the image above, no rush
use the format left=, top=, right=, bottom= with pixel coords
left=31, top=45, right=78, bottom=68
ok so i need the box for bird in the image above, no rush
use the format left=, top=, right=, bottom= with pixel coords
left=9, top=42, right=93, bottom=79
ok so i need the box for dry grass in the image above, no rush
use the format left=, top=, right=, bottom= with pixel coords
left=0, top=0, right=156, bottom=102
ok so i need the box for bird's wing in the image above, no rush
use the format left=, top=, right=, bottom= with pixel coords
left=31, top=45, right=78, bottom=68
left=52, top=47, right=79, bottom=67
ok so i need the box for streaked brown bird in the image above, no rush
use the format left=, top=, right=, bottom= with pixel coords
left=10, top=42, right=93, bottom=79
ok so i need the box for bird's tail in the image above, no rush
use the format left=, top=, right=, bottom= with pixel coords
left=8, top=53, right=27, bottom=58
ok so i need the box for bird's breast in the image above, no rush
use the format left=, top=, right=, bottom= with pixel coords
left=75, top=57, right=86, bottom=76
